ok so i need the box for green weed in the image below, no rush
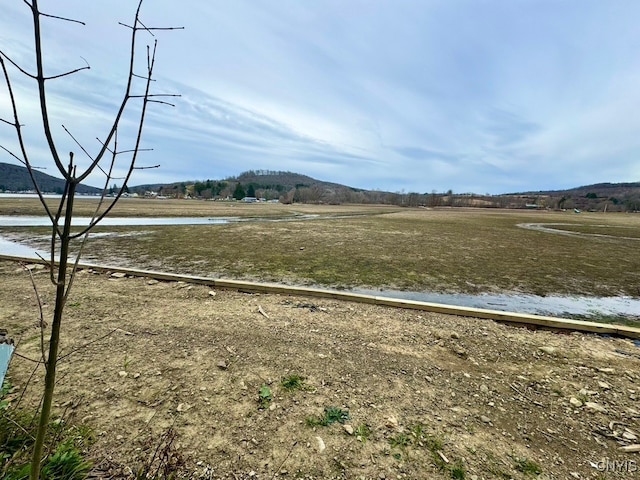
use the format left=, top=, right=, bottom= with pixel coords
left=514, top=457, right=542, bottom=475
left=306, top=407, right=350, bottom=427
left=281, top=374, right=308, bottom=392
left=388, top=433, right=411, bottom=449
left=354, top=424, right=371, bottom=443
left=258, top=385, right=272, bottom=409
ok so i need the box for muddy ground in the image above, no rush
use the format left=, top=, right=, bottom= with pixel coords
left=2, top=259, right=640, bottom=479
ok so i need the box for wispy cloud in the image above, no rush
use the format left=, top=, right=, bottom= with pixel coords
left=2, top=0, right=640, bottom=193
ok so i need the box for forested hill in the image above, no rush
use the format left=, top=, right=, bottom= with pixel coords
left=0, top=162, right=102, bottom=194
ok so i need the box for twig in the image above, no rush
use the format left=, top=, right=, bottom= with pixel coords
left=58, top=329, right=119, bottom=361
left=269, top=441, right=297, bottom=480
left=258, top=305, right=270, bottom=319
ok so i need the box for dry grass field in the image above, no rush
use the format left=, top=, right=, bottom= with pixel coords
left=2, top=198, right=639, bottom=299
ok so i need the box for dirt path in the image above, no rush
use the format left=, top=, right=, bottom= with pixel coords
left=2, top=259, right=640, bottom=479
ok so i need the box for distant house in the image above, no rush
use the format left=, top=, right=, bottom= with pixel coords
left=242, top=197, right=258, bottom=203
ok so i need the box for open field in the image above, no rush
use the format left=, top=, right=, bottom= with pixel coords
left=3, top=259, right=640, bottom=479
left=1, top=199, right=639, bottom=299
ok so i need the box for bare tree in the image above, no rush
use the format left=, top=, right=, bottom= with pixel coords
left=0, top=1, right=180, bottom=478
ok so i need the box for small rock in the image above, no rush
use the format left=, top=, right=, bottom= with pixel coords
left=147, top=279, right=159, bottom=285
left=177, top=403, right=192, bottom=412
left=118, top=371, right=128, bottom=378
left=453, top=346, right=468, bottom=358
left=217, top=360, right=228, bottom=370
left=315, top=436, right=325, bottom=453
left=585, top=402, right=606, bottom=413
left=111, top=272, right=127, bottom=278
left=343, top=424, right=354, bottom=435
left=598, top=381, right=611, bottom=390
left=269, top=403, right=276, bottom=411
left=480, top=384, right=489, bottom=394
left=539, top=346, right=557, bottom=355
left=569, top=397, right=583, bottom=408
left=598, top=368, right=615, bottom=374
left=385, top=415, right=399, bottom=428
left=622, top=431, right=638, bottom=441
left=480, top=415, right=491, bottom=424
left=450, top=332, right=460, bottom=339
left=133, top=373, right=140, bottom=379
left=208, top=290, right=216, bottom=297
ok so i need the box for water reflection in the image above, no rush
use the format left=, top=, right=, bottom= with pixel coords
left=0, top=216, right=231, bottom=227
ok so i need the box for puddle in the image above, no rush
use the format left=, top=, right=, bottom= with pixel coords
left=352, top=288, right=640, bottom=320
left=0, top=216, right=233, bottom=227
left=0, top=237, right=47, bottom=258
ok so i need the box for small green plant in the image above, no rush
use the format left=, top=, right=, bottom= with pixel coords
left=258, top=385, right=272, bottom=409
left=514, top=457, right=542, bottom=475
left=0, top=407, right=93, bottom=480
left=40, top=441, right=92, bottom=480
left=322, top=407, right=350, bottom=425
left=354, top=424, right=371, bottom=443
left=306, top=407, right=350, bottom=427
left=388, top=433, right=411, bottom=449
left=281, top=374, right=307, bottom=392
left=450, top=461, right=466, bottom=480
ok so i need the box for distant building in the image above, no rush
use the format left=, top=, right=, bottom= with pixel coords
left=242, top=197, right=258, bottom=203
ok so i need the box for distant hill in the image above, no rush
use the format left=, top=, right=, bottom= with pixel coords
left=0, top=162, right=102, bottom=194
left=129, top=170, right=368, bottom=204
left=508, top=181, right=640, bottom=211
left=6, top=160, right=637, bottom=211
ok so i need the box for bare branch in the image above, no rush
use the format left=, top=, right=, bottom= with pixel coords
left=0, top=56, right=57, bottom=224
left=44, top=63, right=90, bottom=81
left=58, top=329, right=119, bottom=362
left=119, top=22, right=184, bottom=33
left=135, top=164, right=160, bottom=170
left=148, top=99, right=177, bottom=107
left=23, top=263, right=49, bottom=367
left=0, top=50, right=37, bottom=79
left=39, top=11, right=85, bottom=25
left=0, top=144, right=27, bottom=165
left=62, top=125, right=95, bottom=163
left=132, top=72, right=155, bottom=81
left=31, top=0, right=68, bottom=176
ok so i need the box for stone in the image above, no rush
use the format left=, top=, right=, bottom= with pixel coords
left=539, top=346, right=557, bottom=355
left=569, top=397, right=583, bottom=408
left=585, top=402, right=606, bottom=413
left=598, top=381, right=611, bottom=390
left=343, top=424, right=354, bottom=435
left=480, top=384, right=489, bottom=394
left=451, top=332, right=460, bottom=339
left=147, top=279, right=159, bottom=285
left=208, top=290, right=216, bottom=297
left=480, top=415, right=491, bottom=423
left=217, top=360, right=228, bottom=370
left=118, top=370, right=128, bottom=378
left=315, top=436, right=326, bottom=453
left=622, top=431, right=638, bottom=441
left=177, top=403, right=192, bottom=412
left=111, top=272, right=127, bottom=278
left=598, top=368, right=615, bottom=374
left=385, top=415, right=399, bottom=428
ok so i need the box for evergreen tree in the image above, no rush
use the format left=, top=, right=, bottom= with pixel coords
left=233, top=183, right=246, bottom=200
left=247, top=184, right=256, bottom=197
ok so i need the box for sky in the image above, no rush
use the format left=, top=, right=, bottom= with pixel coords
left=1, top=0, right=640, bottom=195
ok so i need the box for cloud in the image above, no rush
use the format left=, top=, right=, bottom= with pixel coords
left=2, top=0, right=640, bottom=194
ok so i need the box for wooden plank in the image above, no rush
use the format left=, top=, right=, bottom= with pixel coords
left=1, top=255, right=639, bottom=339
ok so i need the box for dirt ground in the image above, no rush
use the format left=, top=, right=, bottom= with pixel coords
left=2, top=259, right=640, bottom=479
